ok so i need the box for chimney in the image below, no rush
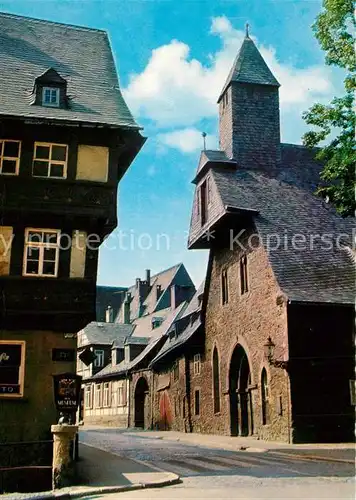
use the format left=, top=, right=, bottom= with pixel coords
left=123, top=292, right=131, bottom=324
left=105, top=306, right=114, bottom=323
left=170, top=284, right=176, bottom=310
left=145, top=269, right=151, bottom=284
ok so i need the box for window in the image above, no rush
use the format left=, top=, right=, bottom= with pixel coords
left=94, top=349, right=105, bottom=368
left=32, top=142, right=68, bottom=179
left=200, top=180, right=208, bottom=225
left=207, top=176, right=212, bottom=206
left=85, top=385, right=92, bottom=409
left=103, top=382, right=110, bottom=407
left=172, top=361, right=179, bottom=381
left=194, top=389, right=200, bottom=416
left=240, top=255, right=249, bottom=294
left=0, top=341, right=26, bottom=398
left=117, top=383, right=126, bottom=406
left=213, top=347, right=220, bottom=414
left=42, top=87, right=60, bottom=107
left=94, top=383, right=102, bottom=408
left=193, top=354, right=201, bottom=375
left=0, top=140, right=21, bottom=175
left=221, top=269, right=229, bottom=305
left=23, top=229, right=60, bottom=277
left=261, top=368, right=269, bottom=425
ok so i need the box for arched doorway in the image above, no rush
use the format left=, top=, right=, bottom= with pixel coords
left=229, top=344, right=253, bottom=436
left=134, top=377, right=149, bottom=428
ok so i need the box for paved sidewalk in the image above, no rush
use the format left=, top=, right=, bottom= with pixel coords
left=2, top=443, right=180, bottom=500
left=84, top=426, right=355, bottom=464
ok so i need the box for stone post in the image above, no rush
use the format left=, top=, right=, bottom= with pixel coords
left=51, top=424, right=78, bottom=489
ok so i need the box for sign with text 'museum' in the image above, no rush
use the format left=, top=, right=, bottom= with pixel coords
left=0, top=341, right=25, bottom=397
left=53, top=372, right=82, bottom=413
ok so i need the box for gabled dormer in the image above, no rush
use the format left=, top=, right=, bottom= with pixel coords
left=32, top=67, right=68, bottom=108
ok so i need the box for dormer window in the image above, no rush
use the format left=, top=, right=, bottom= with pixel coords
left=42, top=87, right=60, bottom=107
left=33, top=68, right=67, bottom=109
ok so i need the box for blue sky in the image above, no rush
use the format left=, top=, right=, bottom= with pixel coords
left=1, top=0, right=337, bottom=287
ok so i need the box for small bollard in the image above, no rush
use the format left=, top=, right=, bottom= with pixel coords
left=51, top=424, right=78, bottom=489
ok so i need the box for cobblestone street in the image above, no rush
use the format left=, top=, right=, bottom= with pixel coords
left=79, top=429, right=355, bottom=499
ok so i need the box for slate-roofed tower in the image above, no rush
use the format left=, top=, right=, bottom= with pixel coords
left=218, top=28, right=281, bottom=169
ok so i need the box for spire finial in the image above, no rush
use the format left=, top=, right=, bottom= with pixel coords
left=245, top=22, right=250, bottom=38
left=202, top=131, right=207, bottom=151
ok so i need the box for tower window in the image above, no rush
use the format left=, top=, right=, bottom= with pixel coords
left=221, top=268, right=229, bottom=305
left=213, top=347, right=220, bottom=414
left=240, top=255, right=249, bottom=294
left=193, top=354, right=201, bottom=375
left=200, top=179, right=208, bottom=225
left=23, top=229, right=60, bottom=278
left=42, top=87, right=60, bottom=107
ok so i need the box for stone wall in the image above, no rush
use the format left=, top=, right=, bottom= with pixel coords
left=198, top=227, right=291, bottom=442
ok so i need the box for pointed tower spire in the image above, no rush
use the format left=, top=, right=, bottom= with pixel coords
left=218, top=30, right=281, bottom=169
left=218, top=34, right=279, bottom=103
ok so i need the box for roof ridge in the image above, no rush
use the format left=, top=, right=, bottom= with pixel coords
left=0, top=11, right=107, bottom=34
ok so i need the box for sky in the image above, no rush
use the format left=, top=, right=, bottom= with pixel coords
left=1, top=0, right=340, bottom=288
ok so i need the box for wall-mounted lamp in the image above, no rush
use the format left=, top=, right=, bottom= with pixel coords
left=263, top=337, right=288, bottom=369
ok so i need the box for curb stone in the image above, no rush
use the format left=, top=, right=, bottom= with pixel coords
left=1, top=474, right=181, bottom=500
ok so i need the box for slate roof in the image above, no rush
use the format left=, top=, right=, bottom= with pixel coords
left=150, top=283, right=204, bottom=366
left=96, top=286, right=127, bottom=322
left=115, top=263, right=194, bottom=322
left=189, top=143, right=355, bottom=305
left=194, top=150, right=236, bottom=183
left=218, top=35, right=280, bottom=101
left=77, top=321, right=133, bottom=348
left=0, top=12, right=139, bottom=128
left=90, top=302, right=187, bottom=379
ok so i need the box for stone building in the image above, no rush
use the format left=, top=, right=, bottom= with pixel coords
left=79, top=264, right=195, bottom=427
left=0, top=11, right=144, bottom=471
left=150, top=31, right=355, bottom=443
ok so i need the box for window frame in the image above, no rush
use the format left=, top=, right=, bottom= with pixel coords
left=103, top=381, right=110, bottom=408
left=117, top=383, right=126, bottom=407
left=23, top=228, right=60, bottom=278
left=193, top=353, right=201, bottom=375
left=85, top=384, right=93, bottom=409
left=0, top=139, right=21, bottom=176
left=42, top=86, right=60, bottom=107
left=221, top=268, right=229, bottom=305
left=240, top=255, right=249, bottom=295
left=194, top=389, right=200, bottom=416
left=172, top=360, right=179, bottom=382
left=94, top=349, right=105, bottom=368
left=212, top=347, right=221, bottom=414
left=94, top=383, right=102, bottom=408
left=0, top=340, right=26, bottom=399
left=32, top=142, right=68, bottom=179
left=261, top=368, right=270, bottom=425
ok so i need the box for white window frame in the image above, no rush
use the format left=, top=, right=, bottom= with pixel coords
left=94, top=349, right=105, bottom=368
left=0, top=340, right=26, bottom=399
left=103, top=382, right=110, bottom=407
left=117, top=385, right=124, bottom=406
left=94, top=383, right=102, bottom=408
left=0, top=139, right=21, bottom=176
left=193, top=354, right=201, bottom=375
left=42, top=87, right=60, bottom=107
left=32, top=142, right=68, bottom=179
left=23, top=228, right=60, bottom=278
left=85, top=385, right=92, bottom=409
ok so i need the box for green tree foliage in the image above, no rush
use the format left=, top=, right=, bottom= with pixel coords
left=303, top=0, right=355, bottom=217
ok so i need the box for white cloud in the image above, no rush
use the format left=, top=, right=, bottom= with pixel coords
left=123, top=16, right=334, bottom=149
left=157, top=128, right=217, bottom=153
